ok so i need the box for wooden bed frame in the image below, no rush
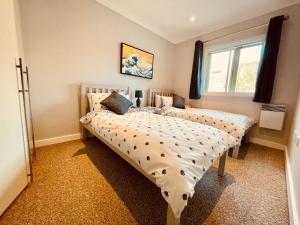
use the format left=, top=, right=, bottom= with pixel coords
left=148, top=88, right=174, bottom=106
left=148, top=88, right=252, bottom=159
left=80, top=83, right=228, bottom=225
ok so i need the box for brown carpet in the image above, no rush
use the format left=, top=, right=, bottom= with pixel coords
left=0, top=138, right=289, bottom=225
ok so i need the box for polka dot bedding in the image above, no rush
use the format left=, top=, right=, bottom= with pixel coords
left=81, top=109, right=236, bottom=218
left=164, top=107, right=255, bottom=145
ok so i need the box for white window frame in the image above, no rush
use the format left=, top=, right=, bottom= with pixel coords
left=202, top=41, right=264, bottom=97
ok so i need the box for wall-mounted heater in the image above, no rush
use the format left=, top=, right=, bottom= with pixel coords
left=259, top=104, right=286, bottom=130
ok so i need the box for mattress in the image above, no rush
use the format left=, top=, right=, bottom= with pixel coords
left=163, top=107, right=255, bottom=144
left=80, top=109, right=236, bottom=218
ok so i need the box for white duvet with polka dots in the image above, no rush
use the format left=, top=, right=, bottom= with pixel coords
left=164, top=107, right=255, bottom=145
left=82, top=110, right=236, bottom=218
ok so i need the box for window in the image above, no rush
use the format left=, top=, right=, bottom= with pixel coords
left=204, top=42, right=263, bottom=94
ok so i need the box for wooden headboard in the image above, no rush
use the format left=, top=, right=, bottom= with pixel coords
left=80, top=83, right=130, bottom=117
left=148, top=88, right=174, bottom=107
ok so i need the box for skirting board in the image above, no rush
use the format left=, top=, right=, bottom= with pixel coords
left=35, top=133, right=81, bottom=148
left=285, top=147, right=300, bottom=225
left=249, top=137, right=286, bottom=150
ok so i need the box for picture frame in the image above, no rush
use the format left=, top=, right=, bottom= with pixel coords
left=120, top=43, right=154, bottom=79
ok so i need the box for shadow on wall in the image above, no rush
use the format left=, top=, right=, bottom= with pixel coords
left=73, top=138, right=235, bottom=225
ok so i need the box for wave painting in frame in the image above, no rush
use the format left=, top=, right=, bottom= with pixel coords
left=121, top=43, right=154, bottom=79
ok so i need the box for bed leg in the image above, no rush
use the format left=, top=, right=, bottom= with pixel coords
left=218, top=150, right=228, bottom=177
left=167, top=205, right=180, bottom=225
left=82, top=127, right=87, bottom=141
left=232, top=145, right=240, bottom=159
left=245, top=132, right=250, bottom=143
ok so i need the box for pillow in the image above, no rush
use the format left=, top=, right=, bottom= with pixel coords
left=155, top=94, right=162, bottom=108
left=101, top=91, right=133, bottom=115
left=87, top=93, right=111, bottom=111
left=120, top=92, right=131, bottom=100
left=173, top=94, right=185, bottom=109
left=161, top=96, right=173, bottom=107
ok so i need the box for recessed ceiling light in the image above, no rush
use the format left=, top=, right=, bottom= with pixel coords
left=189, top=16, right=196, bottom=22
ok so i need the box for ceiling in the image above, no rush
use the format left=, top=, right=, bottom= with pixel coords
left=96, top=0, right=300, bottom=44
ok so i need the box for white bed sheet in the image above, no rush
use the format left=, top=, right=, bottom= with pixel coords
left=80, top=109, right=236, bottom=218
left=163, top=107, right=255, bottom=144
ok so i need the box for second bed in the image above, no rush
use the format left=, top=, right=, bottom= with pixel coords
left=149, top=89, right=256, bottom=158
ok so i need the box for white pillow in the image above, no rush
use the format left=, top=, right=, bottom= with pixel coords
left=161, top=96, right=173, bottom=107
left=87, top=93, right=111, bottom=111
left=120, top=92, right=131, bottom=101
left=155, top=94, right=162, bottom=108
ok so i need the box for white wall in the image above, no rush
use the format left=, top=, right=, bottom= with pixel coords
left=19, top=0, right=175, bottom=141
left=173, top=3, right=300, bottom=146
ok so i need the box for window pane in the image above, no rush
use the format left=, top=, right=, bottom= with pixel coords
left=207, top=51, right=231, bottom=92
left=235, top=45, right=262, bottom=93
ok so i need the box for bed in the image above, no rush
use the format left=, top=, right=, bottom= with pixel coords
left=149, top=89, right=255, bottom=158
left=80, top=83, right=236, bottom=225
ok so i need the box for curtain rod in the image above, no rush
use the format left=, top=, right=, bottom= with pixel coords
left=203, top=15, right=289, bottom=44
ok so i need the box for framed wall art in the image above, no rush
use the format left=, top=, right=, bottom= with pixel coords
left=120, top=43, right=154, bottom=79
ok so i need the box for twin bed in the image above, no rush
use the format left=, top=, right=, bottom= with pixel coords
left=80, top=84, right=254, bottom=225
left=148, top=89, right=255, bottom=158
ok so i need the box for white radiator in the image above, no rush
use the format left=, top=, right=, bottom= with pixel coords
left=259, top=104, right=286, bottom=130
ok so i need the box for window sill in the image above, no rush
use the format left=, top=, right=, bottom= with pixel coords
left=202, top=92, right=254, bottom=98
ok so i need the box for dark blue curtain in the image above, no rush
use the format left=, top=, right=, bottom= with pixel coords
left=189, top=40, right=203, bottom=99
left=253, top=15, right=285, bottom=103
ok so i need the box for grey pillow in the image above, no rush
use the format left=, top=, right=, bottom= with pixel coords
left=173, top=94, right=185, bottom=109
left=101, top=91, right=133, bottom=115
